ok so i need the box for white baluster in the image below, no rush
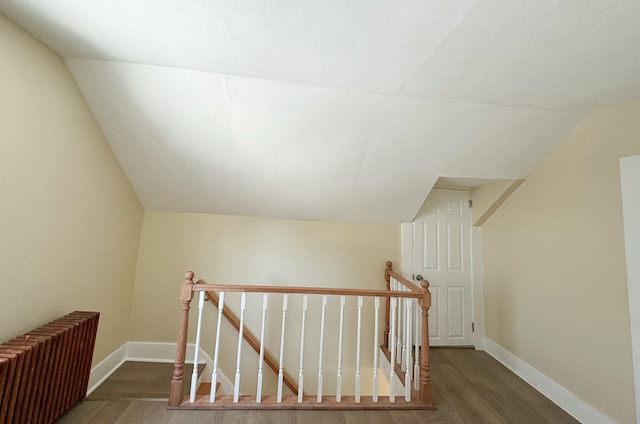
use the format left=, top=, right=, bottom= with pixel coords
left=256, top=293, right=268, bottom=403
left=372, top=296, right=380, bottom=403
left=317, top=295, right=327, bottom=403
left=389, top=297, right=397, bottom=403
left=355, top=296, right=363, bottom=403
left=396, top=282, right=402, bottom=366
left=189, top=291, right=205, bottom=403
left=233, top=292, right=247, bottom=403
left=405, top=297, right=412, bottom=402
left=336, top=295, right=346, bottom=402
left=298, top=295, right=308, bottom=403
left=407, top=297, right=413, bottom=379
left=401, top=289, right=407, bottom=371
left=414, top=298, right=420, bottom=391
left=389, top=279, right=396, bottom=349
left=277, top=294, right=288, bottom=403
left=210, top=292, right=225, bottom=403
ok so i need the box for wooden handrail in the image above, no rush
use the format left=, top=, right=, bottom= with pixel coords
left=192, top=283, right=422, bottom=299
left=196, top=282, right=299, bottom=396
left=387, top=270, right=421, bottom=293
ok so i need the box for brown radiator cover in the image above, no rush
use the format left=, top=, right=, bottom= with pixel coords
left=0, top=311, right=99, bottom=424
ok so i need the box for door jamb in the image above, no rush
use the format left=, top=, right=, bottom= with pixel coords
left=471, top=226, right=485, bottom=350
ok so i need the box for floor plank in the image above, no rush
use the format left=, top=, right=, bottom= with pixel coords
left=56, top=348, right=579, bottom=423
left=88, top=362, right=195, bottom=401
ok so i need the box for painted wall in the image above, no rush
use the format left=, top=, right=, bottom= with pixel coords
left=481, top=96, right=640, bottom=423
left=0, top=15, right=144, bottom=364
left=129, top=211, right=400, bottom=394
left=470, top=179, right=524, bottom=227
left=470, top=180, right=514, bottom=224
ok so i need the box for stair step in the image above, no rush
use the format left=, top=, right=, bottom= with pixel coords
left=196, top=382, right=221, bottom=396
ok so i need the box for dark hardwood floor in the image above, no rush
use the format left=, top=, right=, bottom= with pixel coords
left=56, top=348, right=578, bottom=423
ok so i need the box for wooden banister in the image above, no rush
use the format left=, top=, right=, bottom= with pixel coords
left=169, top=271, right=195, bottom=406
left=170, top=262, right=432, bottom=409
left=419, top=279, right=433, bottom=407
left=197, top=283, right=299, bottom=396
left=387, top=270, right=422, bottom=293
left=385, top=261, right=433, bottom=408
left=192, top=283, right=421, bottom=299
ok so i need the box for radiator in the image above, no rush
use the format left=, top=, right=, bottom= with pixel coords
left=0, top=311, right=99, bottom=424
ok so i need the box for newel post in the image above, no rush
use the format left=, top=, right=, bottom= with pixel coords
left=419, top=279, right=434, bottom=407
left=169, top=271, right=195, bottom=406
left=384, top=261, right=392, bottom=349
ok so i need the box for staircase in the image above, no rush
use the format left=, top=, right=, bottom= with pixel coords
left=195, top=383, right=221, bottom=396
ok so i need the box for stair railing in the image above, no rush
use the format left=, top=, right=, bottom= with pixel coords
left=199, top=287, right=299, bottom=396
left=384, top=261, right=432, bottom=403
left=169, top=261, right=432, bottom=409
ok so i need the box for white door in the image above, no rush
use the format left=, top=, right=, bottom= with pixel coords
left=413, top=188, right=473, bottom=346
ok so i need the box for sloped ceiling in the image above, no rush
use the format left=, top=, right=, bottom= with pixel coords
left=2, top=1, right=640, bottom=223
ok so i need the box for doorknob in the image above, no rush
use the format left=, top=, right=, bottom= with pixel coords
left=416, top=275, right=423, bottom=281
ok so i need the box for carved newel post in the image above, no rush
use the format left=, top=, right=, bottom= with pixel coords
left=169, top=271, right=195, bottom=406
left=384, top=261, right=392, bottom=349
left=419, top=278, right=433, bottom=407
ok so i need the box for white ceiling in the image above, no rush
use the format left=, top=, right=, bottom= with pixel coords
left=2, top=1, right=640, bottom=223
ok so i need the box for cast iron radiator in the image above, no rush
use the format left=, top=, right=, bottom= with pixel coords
left=0, top=311, right=99, bottom=423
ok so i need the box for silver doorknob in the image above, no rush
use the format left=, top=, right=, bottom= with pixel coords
left=416, top=275, right=423, bottom=281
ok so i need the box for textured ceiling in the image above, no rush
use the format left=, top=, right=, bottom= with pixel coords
left=2, top=1, right=640, bottom=223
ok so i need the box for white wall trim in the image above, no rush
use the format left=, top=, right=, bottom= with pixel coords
left=87, top=342, right=232, bottom=396
left=126, top=341, right=196, bottom=363
left=484, top=338, right=615, bottom=424
left=620, top=154, right=640, bottom=423
left=87, top=343, right=128, bottom=395
left=471, top=227, right=485, bottom=350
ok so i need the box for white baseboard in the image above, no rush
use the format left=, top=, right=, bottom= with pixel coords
left=378, top=347, right=404, bottom=395
left=87, top=342, right=232, bottom=396
left=87, top=343, right=127, bottom=395
left=126, top=341, right=200, bottom=363
left=483, top=338, right=615, bottom=424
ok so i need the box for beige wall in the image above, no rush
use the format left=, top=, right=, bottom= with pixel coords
left=470, top=180, right=513, bottom=224
left=0, top=15, right=144, bottom=363
left=470, top=179, right=524, bottom=226
left=129, top=211, right=400, bottom=394
left=481, top=96, right=640, bottom=423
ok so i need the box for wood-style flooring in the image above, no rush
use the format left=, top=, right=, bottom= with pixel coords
left=55, top=348, right=579, bottom=423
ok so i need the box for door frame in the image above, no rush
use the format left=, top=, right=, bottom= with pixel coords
left=401, top=190, right=486, bottom=350
left=471, top=226, right=485, bottom=350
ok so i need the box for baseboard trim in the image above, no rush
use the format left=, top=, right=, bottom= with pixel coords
left=88, top=342, right=232, bottom=396
left=483, top=338, right=615, bottom=424
left=126, top=341, right=201, bottom=363
left=87, top=343, right=128, bottom=395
